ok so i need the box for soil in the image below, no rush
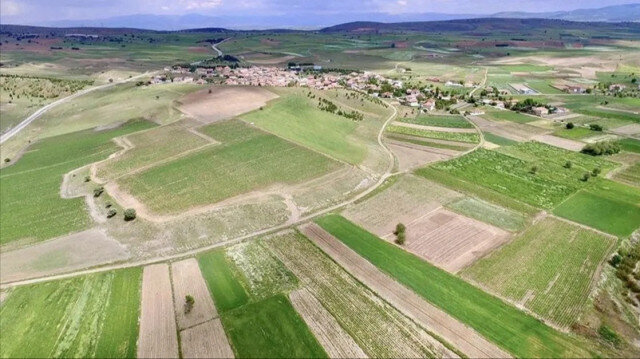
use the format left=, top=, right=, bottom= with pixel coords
left=179, top=86, right=278, bottom=124
left=171, top=258, right=218, bottom=330
left=179, top=319, right=235, bottom=359
left=387, top=140, right=456, bottom=171
left=531, top=134, right=584, bottom=152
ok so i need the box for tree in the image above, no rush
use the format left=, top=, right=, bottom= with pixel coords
left=581, top=172, right=590, bottom=182
left=124, top=208, right=136, bottom=221
left=184, top=295, right=195, bottom=314
left=565, top=122, right=574, bottom=129
left=107, top=208, right=117, bottom=218
left=394, top=223, right=406, bottom=245
left=592, top=168, right=601, bottom=177
left=93, top=186, right=104, bottom=197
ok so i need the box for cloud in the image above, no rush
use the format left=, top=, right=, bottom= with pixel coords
left=180, top=0, right=223, bottom=10
left=1, top=0, right=22, bottom=16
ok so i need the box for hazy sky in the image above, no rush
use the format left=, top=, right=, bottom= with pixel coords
left=1, top=0, right=637, bottom=24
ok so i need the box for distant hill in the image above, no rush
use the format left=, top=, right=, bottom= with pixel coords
left=493, top=3, right=640, bottom=22
left=320, top=18, right=640, bottom=34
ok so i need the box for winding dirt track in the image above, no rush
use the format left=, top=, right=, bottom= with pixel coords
left=300, top=223, right=512, bottom=359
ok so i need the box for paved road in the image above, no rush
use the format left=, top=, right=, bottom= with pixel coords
left=0, top=72, right=152, bottom=145
left=0, top=103, right=397, bottom=288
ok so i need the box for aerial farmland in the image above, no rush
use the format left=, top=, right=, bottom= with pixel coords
left=1, top=3, right=640, bottom=358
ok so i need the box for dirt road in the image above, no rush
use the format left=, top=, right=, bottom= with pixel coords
left=300, top=222, right=511, bottom=359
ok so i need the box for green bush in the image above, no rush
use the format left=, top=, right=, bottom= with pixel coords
left=589, top=124, right=603, bottom=132
left=106, top=208, right=117, bottom=218
left=564, top=161, right=572, bottom=169
left=581, top=141, right=620, bottom=156
left=93, top=186, right=104, bottom=197
left=598, top=325, right=621, bottom=346
left=581, top=173, right=590, bottom=182
left=592, top=168, right=601, bottom=177
left=123, top=208, right=136, bottom=221
left=565, top=122, right=574, bottom=129
left=84, top=175, right=91, bottom=182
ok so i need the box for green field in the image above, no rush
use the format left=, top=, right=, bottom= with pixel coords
left=483, top=132, right=518, bottom=146
left=424, top=142, right=615, bottom=209
left=387, top=125, right=480, bottom=143
left=464, top=217, right=615, bottom=327
left=447, top=197, right=527, bottom=231
left=221, top=294, right=327, bottom=358
left=198, top=249, right=250, bottom=312
left=0, top=268, right=141, bottom=358
left=619, top=138, right=640, bottom=153
left=0, top=119, right=155, bottom=244
left=386, top=134, right=469, bottom=151
left=614, top=162, right=640, bottom=187
left=553, top=126, right=595, bottom=140
left=241, top=92, right=368, bottom=164
left=484, top=110, right=536, bottom=124
left=315, top=214, right=593, bottom=358
left=119, top=120, right=340, bottom=213
left=553, top=182, right=640, bottom=237
left=397, top=115, right=473, bottom=128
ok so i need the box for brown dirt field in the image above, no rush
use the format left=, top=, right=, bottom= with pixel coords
left=387, top=140, right=455, bottom=171
left=387, top=208, right=511, bottom=273
left=301, top=223, right=511, bottom=359
left=344, top=174, right=462, bottom=238
left=469, top=115, right=550, bottom=141
left=531, top=135, right=584, bottom=152
left=0, top=229, right=129, bottom=284
left=179, top=86, right=278, bottom=124
left=138, top=264, right=179, bottom=359
left=392, top=121, right=477, bottom=133
left=289, top=289, right=367, bottom=359
left=171, top=258, right=218, bottom=329
left=611, top=123, right=640, bottom=137
left=179, top=319, right=234, bottom=359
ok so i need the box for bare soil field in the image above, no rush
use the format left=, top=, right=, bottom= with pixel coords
left=0, top=229, right=129, bottom=283
left=179, top=86, right=278, bottom=124
left=611, top=123, right=640, bottom=137
left=137, top=264, right=179, bottom=358
left=180, top=319, right=234, bottom=359
left=289, top=289, right=367, bottom=359
left=171, top=258, right=218, bottom=329
left=469, top=115, right=550, bottom=141
left=392, top=208, right=511, bottom=273
left=387, top=140, right=457, bottom=171
left=491, top=55, right=617, bottom=79
left=531, top=134, right=584, bottom=152
left=344, top=174, right=462, bottom=238
left=301, top=223, right=511, bottom=359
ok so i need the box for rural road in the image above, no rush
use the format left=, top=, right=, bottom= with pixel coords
left=0, top=103, right=398, bottom=288
left=0, top=72, right=152, bottom=145
left=211, top=38, right=230, bottom=57
left=468, top=67, right=488, bottom=97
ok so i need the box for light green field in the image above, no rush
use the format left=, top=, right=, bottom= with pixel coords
left=397, top=115, right=473, bottom=128
left=463, top=217, right=615, bottom=327
left=447, top=197, right=528, bottom=231
left=198, top=249, right=250, bottom=312
left=0, top=119, right=155, bottom=244
left=553, top=126, right=596, bottom=139
left=483, top=132, right=518, bottom=146
left=118, top=120, right=340, bottom=214
left=221, top=294, right=327, bottom=358
left=315, top=214, right=594, bottom=358
left=386, top=134, right=470, bottom=151
left=241, top=92, right=367, bottom=164
left=387, top=125, right=480, bottom=143
left=483, top=110, right=536, bottom=124
left=619, top=138, right=640, bottom=153
left=0, top=268, right=141, bottom=358
left=553, top=181, right=640, bottom=238
left=613, top=162, right=640, bottom=187
left=95, top=121, right=212, bottom=181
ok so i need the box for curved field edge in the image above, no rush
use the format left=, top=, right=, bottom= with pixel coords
left=315, top=214, right=601, bottom=358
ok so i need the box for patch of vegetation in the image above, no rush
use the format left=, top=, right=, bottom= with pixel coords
left=483, top=132, right=518, bottom=146
left=464, top=217, right=614, bottom=327
left=220, top=294, right=327, bottom=358
left=447, top=197, right=527, bottom=231
left=387, top=125, right=480, bottom=143
left=397, top=115, right=473, bottom=128
left=619, top=138, right=640, bottom=154
left=386, top=134, right=469, bottom=151
left=198, top=249, right=250, bottom=312
left=582, top=141, right=621, bottom=156
left=315, top=214, right=593, bottom=358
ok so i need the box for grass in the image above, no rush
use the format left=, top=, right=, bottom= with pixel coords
left=613, top=162, right=640, bottom=187
left=483, top=132, right=518, bottom=146
left=387, top=125, right=480, bottom=143
left=386, top=134, right=469, bottom=151
left=619, top=138, right=640, bottom=154
left=553, top=185, right=640, bottom=238
left=397, top=115, right=473, bottom=128
left=484, top=110, right=536, bottom=124
left=221, top=294, right=327, bottom=358
left=0, top=119, right=155, bottom=244
left=198, top=249, right=250, bottom=312
left=425, top=142, right=615, bottom=209
left=463, top=217, right=615, bottom=327
left=0, top=268, right=141, bottom=358
left=315, top=214, right=594, bottom=358
left=553, top=126, right=595, bottom=140
left=447, top=197, right=527, bottom=231
left=119, top=120, right=339, bottom=214
left=241, top=93, right=367, bottom=164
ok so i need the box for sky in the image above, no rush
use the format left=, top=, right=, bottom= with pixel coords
left=0, top=0, right=637, bottom=26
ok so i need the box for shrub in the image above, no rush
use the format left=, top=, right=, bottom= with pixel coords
left=565, top=122, right=574, bottom=129
left=124, top=208, right=136, bottom=221
left=105, top=202, right=112, bottom=208
left=581, top=173, right=590, bottom=182
left=93, top=186, right=104, bottom=197
left=589, top=124, right=603, bottom=132
left=592, top=168, right=601, bottom=177
left=598, top=325, right=621, bottom=347
left=3, top=158, right=10, bottom=163
left=529, top=165, right=538, bottom=174
left=564, top=161, right=572, bottom=169
left=395, top=232, right=406, bottom=245
left=84, top=175, right=91, bottom=182
left=609, top=254, right=622, bottom=267
left=184, top=295, right=195, bottom=314
left=106, top=208, right=117, bottom=218
left=581, top=141, right=620, bottom=156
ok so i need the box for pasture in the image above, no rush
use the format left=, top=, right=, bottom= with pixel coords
left=0, top=119, right=154, bottom=244
left=117, top=120, right=339, bottom=214
left=463, top=217, right=615, bottom=328
left=0, top=268, right=141, bottom=358
left=483, top=110, right=536, bottom=124
left=315, top=214, right=594, bottom=358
